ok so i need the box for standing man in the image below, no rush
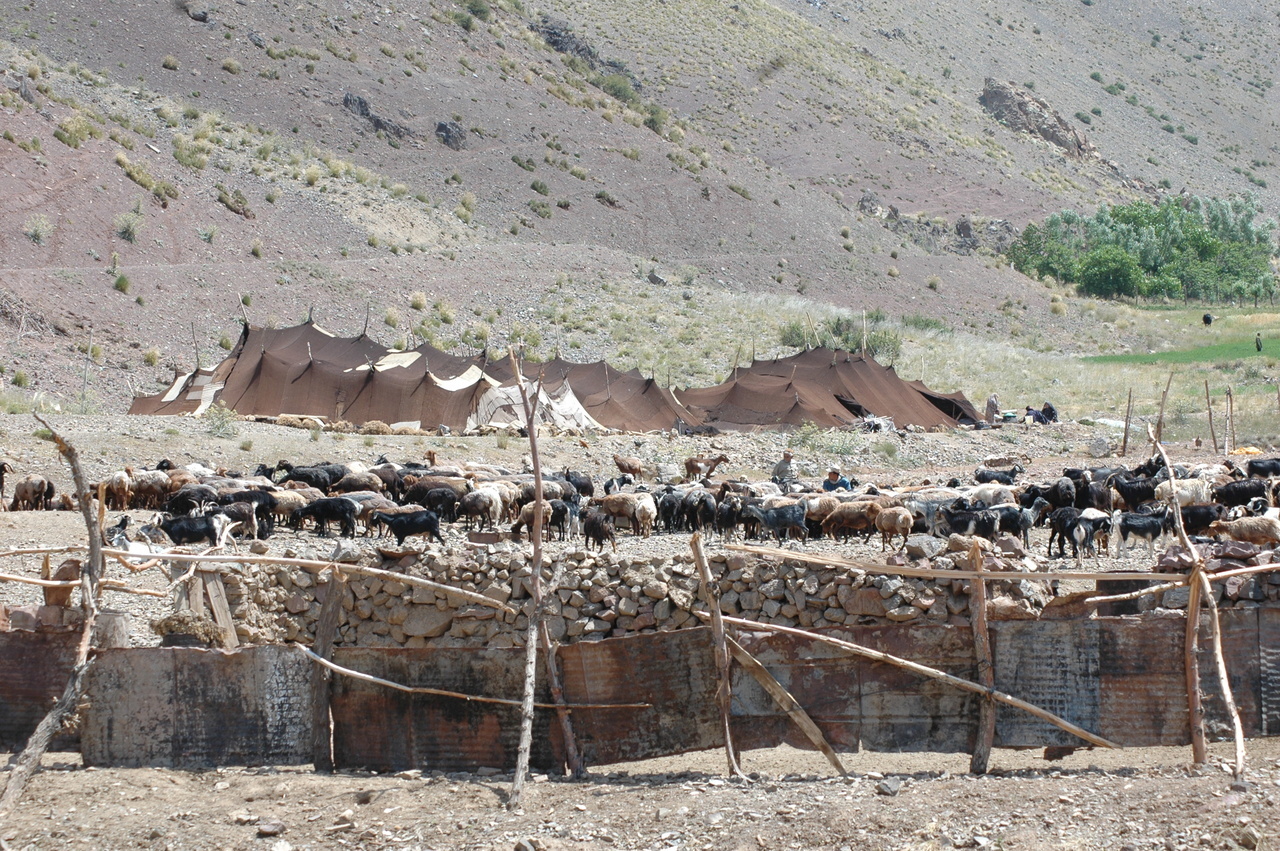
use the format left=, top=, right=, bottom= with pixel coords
left=1257, top=333, right=1263, bottom=352
left=984, top=393, right=1000, bottom=424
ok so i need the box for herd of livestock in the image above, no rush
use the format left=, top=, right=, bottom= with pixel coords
left=4, top=451, right=1280, bottom=564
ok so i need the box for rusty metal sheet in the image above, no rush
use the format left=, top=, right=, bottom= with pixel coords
left=732, top=626, right=863, bottom=753
left=81, top=647, right=312, bottom=768
left=559, top=628, right=721, bottom=766
left=992, top=620, right=1101, bottom=748
left=1262, top=608, right=1280, bottom=736
left=731, top=624, right=976, bottom=753
left=330, top=647, right=558, bottom=772
left=0, top=630, right=81, bottom=750
left=1201, top=608, right=1262, bottom=739
left=1097, top=615, right=1189, bottom=747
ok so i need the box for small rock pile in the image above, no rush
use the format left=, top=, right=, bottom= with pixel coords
left=1154, top=541, right=1280, bottom=610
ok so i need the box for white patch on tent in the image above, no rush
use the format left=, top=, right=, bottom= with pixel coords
left=434, top=365, right=496, bottom=391
left=467, top=380, right=603, bottom=432
left=390, top=420, right=422, bottom=431
left=369, top=351, right=422, bottom=371
left=159, top=372, right=194, bottom=403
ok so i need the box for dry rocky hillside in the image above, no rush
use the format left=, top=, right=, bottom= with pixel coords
left=0, top=0, right=1276, bottom=413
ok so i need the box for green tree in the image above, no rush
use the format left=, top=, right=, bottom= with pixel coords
left=1077, top=246, right=1142, bottom=298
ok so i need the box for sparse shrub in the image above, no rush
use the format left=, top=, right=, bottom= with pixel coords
left=143, top=348, right=160, bottom=366
left=12, top=371, right=29, bottom=388
left=384, top=307, right=400, bottom=328
left=728, top=184, right=752, bottom=200
left=204, top=400, right=240, bottom=438
left=115, top=212, right=143, bottom=243
left=531, top=179, right=549, bottom=195
left=198, top=225, right=218, bottom=244
left=219, top=335, right=233, bottom=350
left=241, top=293, right=252, bottom=306
left=222, top=58, right=242, bottom=75
left=162, top=55, right=179, bottom=70
left=887, top=266, right=900, bottom=277
left=23, top=214, right=53, bottom=245
left=249, top=240, right=263, bottom=258
left=926, top=276, right=941, bottom=291
left=239, top=439, right=254, bottom=451
left=114, top=275, right=130, bottom=293
left=1050, top=300, right=1067, bottom=315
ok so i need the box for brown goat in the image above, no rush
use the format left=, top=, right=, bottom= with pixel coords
left=684, top=454, right=730, bottom=480
left=613, top=454, right=645, bottom=479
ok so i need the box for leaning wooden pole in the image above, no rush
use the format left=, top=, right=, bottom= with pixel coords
left=726, top=636, right=846, bottom=776
left=704, top=614, right=1118, bottom=750
left=1197, top=571, right=1245, bottom=778
left=1226, top=386, right=1237, bottom=454
left=968, top=542, right=997, bottom=775
left=691, top=533, right=745, bottom=778
left=310, top=568, right=348, bottom=772
left=1205, top=380, right=1218, bottom=454
left=1154, top=372, right=1174, bottom=443
left=0, top=417, right=103, bottom=823
left=1148, top=424, right=1207, bottom=764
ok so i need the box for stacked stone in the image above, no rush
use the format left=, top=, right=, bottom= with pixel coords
left=1156, top=541, right=1280, bottom=610
left=221, top=536, right=1056, bottom=649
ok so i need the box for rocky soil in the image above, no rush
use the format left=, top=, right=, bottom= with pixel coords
left=2, top=414, right=1279, bottom=850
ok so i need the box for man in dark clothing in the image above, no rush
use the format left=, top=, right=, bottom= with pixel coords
left=1041, top=401, right=1059, bottom=423
left=1025, top=406, right=1049, bottom=425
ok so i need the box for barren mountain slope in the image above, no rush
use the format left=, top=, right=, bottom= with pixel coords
left=0, top=0, right=1273, bottom=412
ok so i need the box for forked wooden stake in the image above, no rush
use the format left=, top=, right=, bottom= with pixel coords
left=0, top=416, right=103, bottom=823
left=968, top=541, right=997, bottom=774
left=692, top=533, right=746, bottom=779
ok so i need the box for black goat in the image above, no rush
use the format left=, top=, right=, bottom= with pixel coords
left=974, top=465, right=1022, bottom=485
left=372, top=510, right=445, bottom=547
left=149, top=512, right=238, bottom=547
left=292, top=497, right=358, bottom=537
left=743, top=503, right=808, bottom=544
left=1212, top=478, right=1270, bottom=508
left=939, top=506, right=998, bottom=540
left=583, top=510, right=617, bottom=552
left=561, top=469, right=595, bottom=499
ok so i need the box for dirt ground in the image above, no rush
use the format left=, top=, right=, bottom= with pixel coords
left=2, top=415, right=1279, bottom=850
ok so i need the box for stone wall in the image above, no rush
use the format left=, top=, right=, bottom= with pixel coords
left=218, top=536, right=1068, bottom=648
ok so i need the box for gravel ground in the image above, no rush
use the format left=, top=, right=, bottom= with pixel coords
left=3, top=414, right=1277, bottom=850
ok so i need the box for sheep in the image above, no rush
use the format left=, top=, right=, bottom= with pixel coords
left=130, top=469, right=174, bottom=510
left=458, top=489, right=503, bottom=531
left=820, top=501, right=882, bottom=542
left=1206, top=517, right=1280, bottom=547
left=103, top=469, right=133, bottom=511
left=683, top=454, right=730, bottom=480
left=270, top=490, right=312, bottom=527
left=967, top=483, right=1015, bottom=508
left=511, top=499, right=554, bottom=540
left=329, top=471, right=386, bottom=495
left=875, top=506, right=914, bottom=552
left=612, top=454, right=645, bottom=480
left=599, top=492, right=642, bottom=533
left=633, top=492, right=658, bottom=538
left=9, top=474, right=55, bottom=511
left=1154, top=478, right=1212, bottom=507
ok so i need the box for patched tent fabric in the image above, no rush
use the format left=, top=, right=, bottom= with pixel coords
left=131, top=325, right=977, bottom=432
left=467, top=377, right=602, bottom=432
left=674, top=348, right=978, bottom=430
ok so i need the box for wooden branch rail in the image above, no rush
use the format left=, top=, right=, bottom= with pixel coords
left=298, top=637, right=650, bottom=711
left=702, top=613, right=1120, bottom=750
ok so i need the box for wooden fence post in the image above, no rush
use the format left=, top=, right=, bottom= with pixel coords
left=1120, top=389, right=1134, bottom=456
left=968, top=544, right=996, bottom=774
left=1205, top=381, right=1218, bottom=454
left=310, top=568, right=347, bottom=772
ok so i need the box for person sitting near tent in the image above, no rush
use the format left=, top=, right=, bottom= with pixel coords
left=1025, top=406, right=1049, bottom=425
left=823, top=465, right=852, bottom=492
left=1041, top=400, right=1059, bottom=423
left=771, top=450, right=795, bottom=484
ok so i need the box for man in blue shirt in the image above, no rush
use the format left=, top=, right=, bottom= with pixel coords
left=822, top=465, right=852, bottom=492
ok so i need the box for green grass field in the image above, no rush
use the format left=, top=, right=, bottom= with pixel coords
left=1086, top=338, right=1277, bottom=365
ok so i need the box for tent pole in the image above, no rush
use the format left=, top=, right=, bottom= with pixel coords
left=190, top=322, right=201, bottom=370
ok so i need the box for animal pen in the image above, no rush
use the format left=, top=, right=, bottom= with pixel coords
left=1, top=422, right=1277, bottom=817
